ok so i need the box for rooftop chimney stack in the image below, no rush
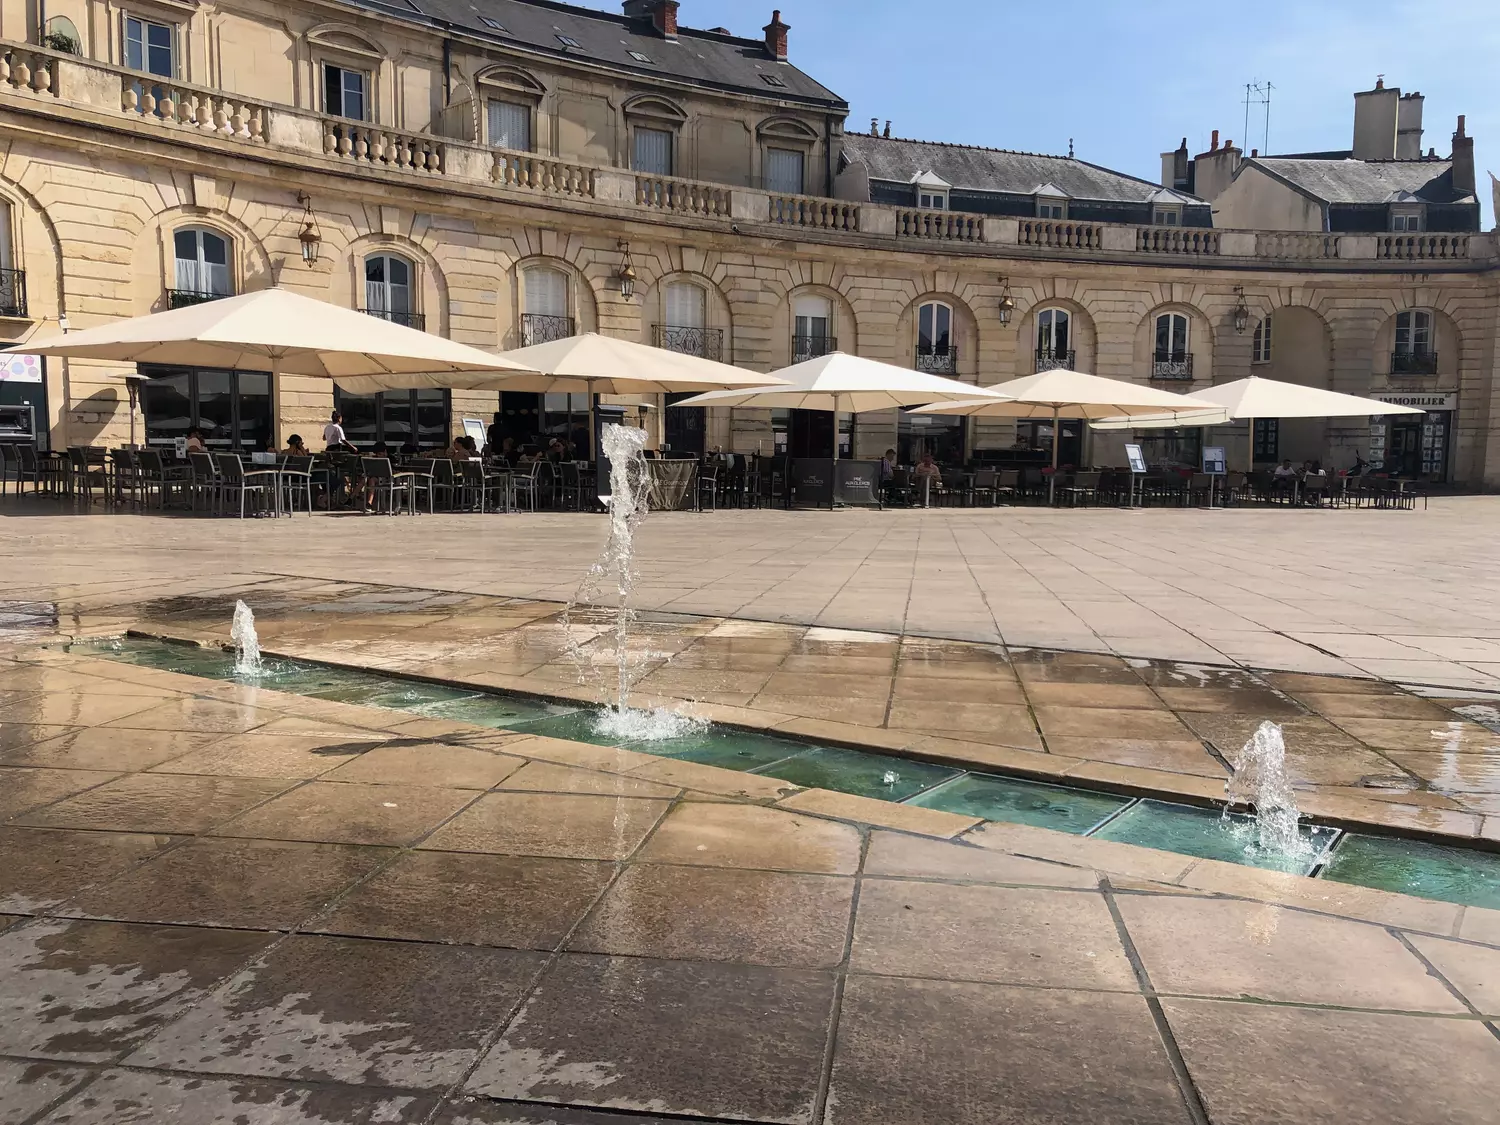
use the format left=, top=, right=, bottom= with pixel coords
left=622, top=0, right=679, bottom=40
left=763, top=9, right=789, bottom=62
left=883, top=120, right=891, bottom=138
left=1353, top=77, right=1400, bottom=161
left=1396, top=91, right=1425, bottom=159
left=1210, top=129, right=1219, bottom=152
left=1452, top=114, right=1475, bottom=197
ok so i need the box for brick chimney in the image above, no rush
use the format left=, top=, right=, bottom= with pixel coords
left=764, top=9, right=789, bottom=62
left=623, top=0, right=679, bottom=40
left=1452, top=114, right=1476, bottom=197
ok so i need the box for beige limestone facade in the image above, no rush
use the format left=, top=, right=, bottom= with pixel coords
left=0, top=2, right=1498, bottom=482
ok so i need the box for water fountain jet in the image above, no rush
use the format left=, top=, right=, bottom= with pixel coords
left=1223, top=720, right=1314, bottom=863
left=230, top=600, right=263, bottom=677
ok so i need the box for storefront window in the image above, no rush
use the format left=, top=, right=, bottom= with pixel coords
left=542, top=393, right=592, bottom=457
left=899, top=411, right=964, bottom=465
left=333, top=388, right=450, bottom=451
left=1138, top=428, right=1203, bottom=470
left=141, top=367, right=271, bottom=451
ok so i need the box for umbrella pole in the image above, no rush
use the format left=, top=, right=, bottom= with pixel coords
left=1246, top=416, right=1254, bottom=474
left=830, top=394, right=840, bottom=511
left=1049, top=406, right=1060, bottom=506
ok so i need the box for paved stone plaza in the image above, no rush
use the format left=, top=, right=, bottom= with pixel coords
left=2, top=500, right=1500, bottom=1124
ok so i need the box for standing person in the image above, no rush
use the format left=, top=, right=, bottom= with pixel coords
left=879, top=448, right=897, bottom=503
left=323, top=410, right=357, bottom=453
left=486, top=412, right=505, bottom=457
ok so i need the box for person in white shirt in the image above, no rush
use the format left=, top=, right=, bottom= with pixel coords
left=323, top=410, right=356, bottom=453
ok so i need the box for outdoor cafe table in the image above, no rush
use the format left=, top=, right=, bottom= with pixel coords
left=647, top=459, right=697, bottom=510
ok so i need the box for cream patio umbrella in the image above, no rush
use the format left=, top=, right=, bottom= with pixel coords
left=333, top=332, right=785, bottom=395
left=1091, top=376, right=1426, bottom=470
left=909, top=368, right=1220, bottom=501
left=4, top=287, right=538, bottom=446
left=670, top=352, right=1014, bottom=459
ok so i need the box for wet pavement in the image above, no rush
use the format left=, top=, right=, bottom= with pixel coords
left=0, top=575, right=1499, bottom=1121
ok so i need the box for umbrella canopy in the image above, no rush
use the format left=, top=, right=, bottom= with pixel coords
left=670, top=352, right=1013, bottom=413
left=908, top=368, right=1219, bottom=420
left=338, top=332, right=784, bottom=396
left=4, top=288, right=538, bottom=381
left=910, top=368, right=1219, bottom=502
left=1090, top=409, right=1233, bottom=431
left=1184, top=375, right=1427, bottom=420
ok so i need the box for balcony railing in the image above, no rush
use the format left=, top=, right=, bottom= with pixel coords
left=915, top=347, right=958, bottom=374
left=792, top=334, right=837, bottom=363
left=654, top=325, right=723, bottom=361
left=0, top=267, right=27, bottom=317
left=1151, top=352, right=1194, bottom=380
left=1391, top=350, right=1439, bottom=375
left=361, top=308, right=427, bottom=330
left=1035, top=348, right=1075, bottom=373
left=522, top=313, right=576, bottom=346
left=167, top=287, right=230, bottom=309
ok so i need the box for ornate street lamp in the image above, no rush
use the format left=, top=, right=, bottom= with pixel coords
left=617, top=241, right=637, bottom=300
left=296, top=192, right=322, bottom=266
left=997, top=277, right=1015, bottom=326
left=1232, top=286, right=1250, bottom=334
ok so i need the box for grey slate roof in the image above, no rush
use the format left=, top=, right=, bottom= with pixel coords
left=842, top=133, right=1200, bottom=203
left=1249, top=157, right=1472, bottom=205
left=351, top=0, right=846, bottom=107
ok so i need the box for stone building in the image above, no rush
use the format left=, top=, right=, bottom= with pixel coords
left=0, top=0, right=1495, bottom=484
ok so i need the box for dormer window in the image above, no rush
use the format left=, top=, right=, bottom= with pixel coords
left=1037, top=198, right=1067, bottom=220
left=912, top=171, right=951, bottom=211
left=919, top=189, right=947, bottom=210
left=1391, top=208, right=1424, bottom=232
left=1153, top=206, right=1182, bottom=226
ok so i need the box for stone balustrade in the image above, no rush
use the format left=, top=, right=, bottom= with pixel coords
left=1018, top=220, right=1102, bottom=250
left=492, top=149, right=594, bottom=197
left=122, top=79, right=267, bottom=142
left=1378, top=233, right=1471, bottom=260
left=769, top=194, right=860, bottom=231
left=896, top=208, right=984, bottom=241
left=0, top=36, right=1491, bottom=271
left=0, top=45, right=60, bottom=97
left=324, top=121, right=443, bottom=173
left=635, top=173, right=732, bottom=216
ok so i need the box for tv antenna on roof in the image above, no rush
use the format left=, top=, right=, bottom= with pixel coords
left=1244, top=81, right=1273, bottom=155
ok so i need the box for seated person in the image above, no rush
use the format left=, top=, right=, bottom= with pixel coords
left=184, top=427, right=207, bottom=454
left=546, top=437, right=567, bottom=463
left=370, top=442, right=391, bottom=459
left=1273, top=459, right=1296, bottom=481
left=444, top=436, right=471, bottom=461
left=914, top=452, right=942, bottom=490
left=282, top=434, right=309, bottom=457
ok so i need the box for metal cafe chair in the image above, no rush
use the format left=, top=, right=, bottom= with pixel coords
left=279, top=455, right=315, bottom=515
left=214, top=452, right=278, bottom=518
left=67, top=446, right=108, bottom=503
left=0, top=443, right=14, bottom=495
left=360, top=456, right=416, bottom=515
left=512, top=460, right=546, bottom=513
left=187, top=451, right=220, bottom=513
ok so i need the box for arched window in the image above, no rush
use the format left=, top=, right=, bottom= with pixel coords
left=521, top=267, right=574, bottom=345
left=656, top=282, right=719, bottom=359
left=1252, top=317, right=1272, bottom=364
left=362, top=253, right=420, bottom=329
left=915, top=301, right=955, bottom=373
left=1036, top=308, right=1072, bottom=371
left=1152, top=313, right=1191, bottom=379
left=793, top=294, right=834, bottom=362
left=171, top=228, right=232, bottom=306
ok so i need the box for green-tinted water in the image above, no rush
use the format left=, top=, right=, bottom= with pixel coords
left=1319, top=834, right=1500, bottom=909
left=67, top=636, right=1500, bottom=911
left=1093, top=799, right=1339, bottom=875
left=755, top=747, right=961, bottom=801
left=908, top=774, right=1132, bottom=835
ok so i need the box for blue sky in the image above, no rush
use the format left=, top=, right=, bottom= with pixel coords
left=675, top=0, right=1496, bottom=227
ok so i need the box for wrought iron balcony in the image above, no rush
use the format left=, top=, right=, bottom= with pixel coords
left=0, top=268, right=26, bottom=318
left=521, top=313, right=576, bottom=347
left=1151, top=352, right=1194, bottom=380
left=792, top=334, right=837, bottom=363
left=167, top=288, right=230, bottom=310
left=654, top=325, right=723, bottom=361
left=1391, top=350, right=1439, bottom=375
left=1035, top=348, right=1075, bottom=373
left=360, top=308, right=427, bottom=331
left=914, top=346, right=958, bottom=375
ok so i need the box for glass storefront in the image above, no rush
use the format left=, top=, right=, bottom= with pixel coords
left=898, top=411, right=962, bottom=464
left=141, top=367, right=272, bottom=451
left=332, top=389, right=449, bottom=451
